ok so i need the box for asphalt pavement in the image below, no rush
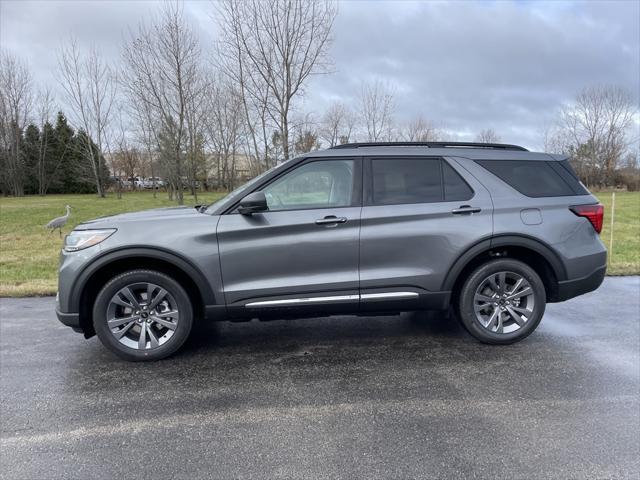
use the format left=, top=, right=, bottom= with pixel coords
left=1, top=276, right=639, bottom=479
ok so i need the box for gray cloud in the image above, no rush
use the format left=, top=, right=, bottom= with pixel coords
left=1, top=0, right=638, bottom=150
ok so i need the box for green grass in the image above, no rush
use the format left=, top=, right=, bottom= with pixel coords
left=0, top=190, right=638, bottom=297
left=0, top=191, right=225, bottom=297
left=596, top=191, right=640, bottom=275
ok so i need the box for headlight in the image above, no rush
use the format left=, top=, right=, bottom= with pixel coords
left=64, top=229, right=116, bottom=252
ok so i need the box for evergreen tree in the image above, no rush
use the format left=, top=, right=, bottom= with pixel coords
left=22, top=124, right=40, bottom=194
left=51, top=112, right=77, bottom=194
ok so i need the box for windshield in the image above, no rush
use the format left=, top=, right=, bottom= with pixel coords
left=204, top=159, right=294, bottom=214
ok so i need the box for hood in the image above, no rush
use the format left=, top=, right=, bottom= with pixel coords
left=78, top=206, right=203, bottom=228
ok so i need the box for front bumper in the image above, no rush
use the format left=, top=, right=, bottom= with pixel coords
left=555, top=265, right=606, bottom=302
left=56, top=308, right=81, bottom=330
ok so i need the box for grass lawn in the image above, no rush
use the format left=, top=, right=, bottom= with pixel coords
left=0, top=190, right=638, bottom=297
left=0, top=191, right=225, bottom=297
left=596, top=191, right=640, bottom=276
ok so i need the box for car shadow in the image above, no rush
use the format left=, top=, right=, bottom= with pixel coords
left=179, top=310, right=467, bottom=357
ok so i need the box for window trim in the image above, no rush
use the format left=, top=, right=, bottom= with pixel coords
left=363, top=156, right=475, bottom=207
left=225, top=157, right=363, bottom=214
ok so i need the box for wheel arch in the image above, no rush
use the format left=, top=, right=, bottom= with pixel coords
left=443, top=235, right=567, bottom=304
left=73, top=247, right=216, bottom=338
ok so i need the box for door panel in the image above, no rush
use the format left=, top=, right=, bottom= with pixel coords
left=360, top=157, right=493, bottom=295
left=217, top=207, right=361, bottom=305
left=216, top=158, right=362, bottom=315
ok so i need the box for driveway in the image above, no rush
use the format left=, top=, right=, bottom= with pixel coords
left=1, top=277, right=639, bottom=479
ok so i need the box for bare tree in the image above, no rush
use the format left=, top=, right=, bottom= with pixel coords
left=401, top=116, right=441, bottom=142
left=34, top=87, right=55, bottom=195
left=0, top=51, right=33, bottom=196
left=184, top=73, right=208, bottom=201
left=320, top=101, right=356, bottom=147
left=360, top=80, right=395, bottom=142
left=475, top=128, right=502, bottom=144
left=560, top=85, right=636, bottom=186
left=122, top=2, right=202, bottom=204
left=57, top=37, right=116, bottom=198
left=293, top=128, right=321, bottom=155
left=127, top=94, right=160, bottom=198
left=215, top=0, right=267, bottom=172
left=203, top=79, right=245, bottom=190
left=215, top=0, right=336, bottom=163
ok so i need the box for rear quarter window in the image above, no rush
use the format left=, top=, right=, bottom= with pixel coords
left=475, top=160, right=583, bottom=197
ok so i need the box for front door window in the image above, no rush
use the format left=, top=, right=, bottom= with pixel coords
left=262, top=160, right=354, bottom=211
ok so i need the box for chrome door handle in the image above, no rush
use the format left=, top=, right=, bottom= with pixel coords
left=451, top=205, right=481, bottom=215
left=315, top=216, right=348, bottom=225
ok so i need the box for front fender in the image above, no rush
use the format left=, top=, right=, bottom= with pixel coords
left=68, top=246, right=219, bottom=312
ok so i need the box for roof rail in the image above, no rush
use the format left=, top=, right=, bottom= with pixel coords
left=329, top=141, right=529, bottom=152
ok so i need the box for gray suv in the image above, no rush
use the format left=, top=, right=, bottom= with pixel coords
left=56, top=142, right=607, bottom=361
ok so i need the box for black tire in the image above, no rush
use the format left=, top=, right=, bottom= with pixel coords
left=456, top=259, right=546, bottom=345
left=93, top=270, right=193, bottom=361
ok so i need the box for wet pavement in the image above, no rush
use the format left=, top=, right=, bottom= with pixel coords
left=1, top=276, right=639, bottom=479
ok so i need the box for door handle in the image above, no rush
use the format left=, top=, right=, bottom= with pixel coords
left=451, top=205, right=481, bottom=215
left=315, top=215, right=348, bottom=225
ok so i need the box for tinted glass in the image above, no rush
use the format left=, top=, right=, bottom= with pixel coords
left=551, top=160, right=589, bottom=195
left=262, top=160, right=353, bottom=211
left=443, top=161, right=474, bottom=201
left=476, top=160, right=576, bottom=197
left=371, top=158, right=442, bottom=205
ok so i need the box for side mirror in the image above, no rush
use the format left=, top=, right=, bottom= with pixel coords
left=238, top=191, right=268, bottom=215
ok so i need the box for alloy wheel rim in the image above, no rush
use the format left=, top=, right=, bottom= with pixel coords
left=106, top=282, right=179, bottom=350
left=473, top=271, right=535, bottom=334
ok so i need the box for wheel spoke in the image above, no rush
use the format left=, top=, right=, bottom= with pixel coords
left=474, top=294, right=495, bottom=304
left=507, top=286, right=532, bottom=300
left=121, top=287, right=141, bottom=310
left=138, top=322, right=147, bottom=349
left=506, top=306, right=526, bottom=326
left=511, top=305, right=533, bottom=316
left=113, top=320, right=136, bottom=339
left=108, top=315, right=139, bottom=328
left=487, top=275, right=500, bottom=294
left=146, top=283, right=156, bottom=305
left=151, top=315, right=177, bottom=330
left=509, top=278, right=524, bottom=296
left=147, top=325, right=159, bottom=348
left=156, top=309, right=179, bottom=319
left=497, top=272, right=506, bottom=293
left=111, top=295, right=135, bottom=309
left=485, top=309, right=499, bottom=330
left=148, top=288, right=168, bottom=310
left=495, top=311, right=504, bottom=333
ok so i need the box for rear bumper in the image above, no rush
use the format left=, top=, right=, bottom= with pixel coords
left=555, top=265, right=606, bottom=302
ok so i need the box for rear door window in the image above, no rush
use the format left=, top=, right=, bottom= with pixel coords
left=370, top=158, right=442, bottom=205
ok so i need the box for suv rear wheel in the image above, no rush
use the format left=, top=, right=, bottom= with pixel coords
left=457, top=259, right=546, bottom=344
left=93, top=270, right=193, bottom=361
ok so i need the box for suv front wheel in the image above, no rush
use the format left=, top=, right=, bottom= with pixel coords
left=93, top=270, right=193, bottom=361
left=457, top=259, right=546, bottom=344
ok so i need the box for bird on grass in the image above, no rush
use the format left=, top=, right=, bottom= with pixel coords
left=46, top=205, right=72, bottom=238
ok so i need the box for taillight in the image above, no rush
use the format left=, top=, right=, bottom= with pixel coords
left=570, top=204, right=604, bottom=233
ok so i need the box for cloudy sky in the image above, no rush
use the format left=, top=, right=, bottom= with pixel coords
left=1, top=0, right=638, bottom=150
